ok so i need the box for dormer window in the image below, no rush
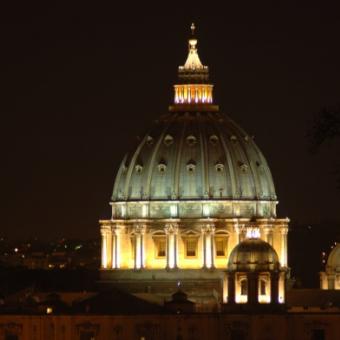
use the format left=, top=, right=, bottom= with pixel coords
left=135, top=164, right=143, bottom=173
left=164, top=134, right=174, bottom=146
left=230, top=135, right=237, bottom=143
left=215, top=162, right=224, bottom=172
left=146, top=135, right=154, bottom=146
left=209, top=135, right=218, bottom=145
left=158, top=162, right=167, bottom=173
left=186, top=160, right=196, bottom=173
left=238, top=162, right=248, bottom=173
left=186, top=135, right=197, bottom=146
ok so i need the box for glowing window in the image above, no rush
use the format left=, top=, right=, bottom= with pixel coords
left=185, top=238, right=198, bottom=257
left=154, top=237, right=166, bottom=258
left=240, top=279, right=248, bottom=296
left=215, top=237, right=227, bottom=256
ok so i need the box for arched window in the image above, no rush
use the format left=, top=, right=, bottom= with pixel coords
left=240, top=279, right=248, bottom=296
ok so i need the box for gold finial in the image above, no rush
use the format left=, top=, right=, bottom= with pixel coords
left=191, top=23, right=196, bottom=35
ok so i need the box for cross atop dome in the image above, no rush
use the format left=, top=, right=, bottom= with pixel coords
left=191, top=22, right=196, bottom=35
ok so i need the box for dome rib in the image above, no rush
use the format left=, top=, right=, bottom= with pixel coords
left=144, top=121, right=171, bottom=199
left=112, top=154, right=128, bottom=200
left=123, top=136, right=147, bottom=200
left=198, top=114, right=209, bottom=197
left=228, top=119, right=258, bottom=199
left=174, top=115, right=187, bottom=199
left=213, top=116, right=238, bottom=198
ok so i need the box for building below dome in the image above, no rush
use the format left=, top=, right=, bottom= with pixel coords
left=99, top=24, right=289, bottom=311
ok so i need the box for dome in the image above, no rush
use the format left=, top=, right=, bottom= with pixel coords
left=109, top=27, right=277, bottom=221
left=111, top=112, right=277, bottom=219
left=326, top=243, right=340, bottom=272
left=228, top=238, right=280, bottom=272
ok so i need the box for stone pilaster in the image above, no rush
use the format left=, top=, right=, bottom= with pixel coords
left=165, top=223, right=178, bottom=269
left=201, top=224, right=215, bottom=269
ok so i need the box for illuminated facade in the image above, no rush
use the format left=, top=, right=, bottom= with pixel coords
left=100, top=24, right=289, bottom=309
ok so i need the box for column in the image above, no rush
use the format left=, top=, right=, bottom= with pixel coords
left=280, top=227, right=288, bottom=267
left=134, top=224, right=146, bottom=270
left=165, top=224, right=178, bottom=269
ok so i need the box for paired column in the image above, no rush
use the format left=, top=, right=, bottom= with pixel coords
left=201, top=224, right=215, bottom=269
left=134, top=224, right=146, bottom=270
left=165, top=223, right=178, bottom=269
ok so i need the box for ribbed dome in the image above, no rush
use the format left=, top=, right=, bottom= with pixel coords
left=228, top=238, right=280, bottom=272
left=112, top=111, right=276, bottom=203
left=326, top=243, right=340, bottom=272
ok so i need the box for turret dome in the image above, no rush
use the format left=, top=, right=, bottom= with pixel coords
left=228, top=238, right=280, bottom=272
left=326, top=243, right=340, bottom=272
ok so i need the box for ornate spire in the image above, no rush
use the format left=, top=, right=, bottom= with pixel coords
left=180, top=23, right=207, bottom=76
left=169, top=24, right=218, bottom=112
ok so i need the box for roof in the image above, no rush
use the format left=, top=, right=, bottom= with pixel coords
left=287, top=289, right=340, bottom=309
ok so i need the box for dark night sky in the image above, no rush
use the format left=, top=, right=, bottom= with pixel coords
left=1, top=3, right=339, bottom=240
